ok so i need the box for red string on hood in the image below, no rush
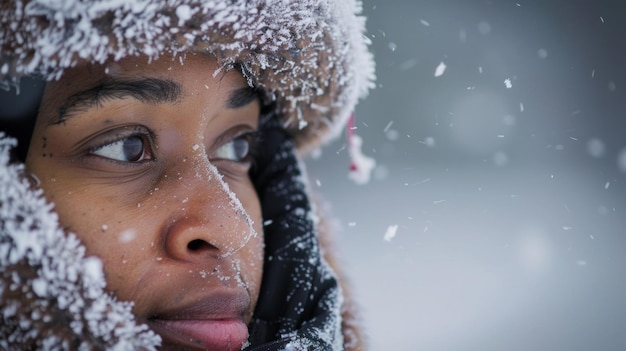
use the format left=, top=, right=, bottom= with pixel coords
left=346, top=113, right=358, bottom=172
left=346, top=113, right=376, bottom=184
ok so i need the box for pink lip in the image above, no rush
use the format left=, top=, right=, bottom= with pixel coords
left=150, top=318, right=249, bottom=351
left=147, top=290, right=250, bottom=350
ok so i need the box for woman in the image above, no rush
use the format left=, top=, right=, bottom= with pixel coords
left=0, top=0, right=375, bottom=350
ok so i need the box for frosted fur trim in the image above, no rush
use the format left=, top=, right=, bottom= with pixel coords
left=0, top=0, right=375, bottom=150
left=0, top=134, right=161, bottom=350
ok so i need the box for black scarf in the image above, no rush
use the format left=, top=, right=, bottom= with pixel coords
left=247, top=117, right=343, bottom=350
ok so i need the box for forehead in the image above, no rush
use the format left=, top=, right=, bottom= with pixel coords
left=38, top=53, right=248, bottom=118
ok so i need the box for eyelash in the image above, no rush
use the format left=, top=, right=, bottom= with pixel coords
left=86, top=128, right=261, bottom=167
left=212, top=131, right=261, bottom=164
left=87, top=127, right=155, bottom=166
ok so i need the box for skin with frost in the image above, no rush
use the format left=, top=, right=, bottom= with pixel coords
left=24, top=53, right=264, bottom=350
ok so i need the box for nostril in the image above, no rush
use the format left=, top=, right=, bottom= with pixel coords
left=187, top=239, right=210, bottom=251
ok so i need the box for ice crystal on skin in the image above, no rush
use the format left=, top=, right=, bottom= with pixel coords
left=0, top=134, right=161, bottom=350
left=186, top=137, right=258, bottom=258
left=205, top=162, right=258, bottom=259
left=118, top=229, right=137, bottom=243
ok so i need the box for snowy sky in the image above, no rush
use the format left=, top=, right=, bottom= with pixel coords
left=1, top=1, right=625, bottom=350
left=307, top=1, right=626, bottom=350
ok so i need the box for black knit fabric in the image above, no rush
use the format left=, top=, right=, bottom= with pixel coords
left=246, top=117, right=342, bottom=350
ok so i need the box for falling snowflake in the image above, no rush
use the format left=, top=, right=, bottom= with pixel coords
left=384, top=225, right=398, bottom=242
left=434, top=62, right=447, bottom=77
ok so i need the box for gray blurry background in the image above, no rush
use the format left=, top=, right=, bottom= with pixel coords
left=2, top=1, right=625, bottom=350
left=306, top=1, right=626, bottom=350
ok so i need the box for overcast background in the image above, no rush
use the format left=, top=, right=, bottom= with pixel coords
left=1, top=1, right=625, bottom=350
left=306, top=1, right=626, bottom=350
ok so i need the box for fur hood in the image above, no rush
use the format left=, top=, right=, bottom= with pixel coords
left=0, top=0, right=375, bottom=151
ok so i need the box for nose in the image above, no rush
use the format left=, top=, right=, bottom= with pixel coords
left=162, top=162, right=257, bottom=264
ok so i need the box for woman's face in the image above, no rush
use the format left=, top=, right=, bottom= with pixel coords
left=25, top=53, right=264, bottom=350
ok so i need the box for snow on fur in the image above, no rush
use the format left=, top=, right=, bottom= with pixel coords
left=0, top=134, right=160, bottom=350
left=0, top=0, right=375, bottom=151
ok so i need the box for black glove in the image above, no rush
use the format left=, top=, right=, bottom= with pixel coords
left=246, top=115, right=343, bottom=350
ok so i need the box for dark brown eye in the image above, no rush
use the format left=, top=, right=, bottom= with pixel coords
left=91, top=135, right=151, bottom=162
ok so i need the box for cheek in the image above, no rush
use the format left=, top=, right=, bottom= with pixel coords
left=59, top=201, right=165, bottom=299
left=38, top=182, right=156, bottom=284
left=25, top=136, right=140, bottom=275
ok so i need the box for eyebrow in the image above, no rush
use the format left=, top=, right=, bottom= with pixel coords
left=52, top=77, right=182, bottom=125
left=52, top=78, right=259, bottom=125
left=226, top=86, right=259, bottom=109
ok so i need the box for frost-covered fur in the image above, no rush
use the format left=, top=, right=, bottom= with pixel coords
left=0, top=135, right=161, bottom=350
left=0, top=0, right=375, bottom=151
